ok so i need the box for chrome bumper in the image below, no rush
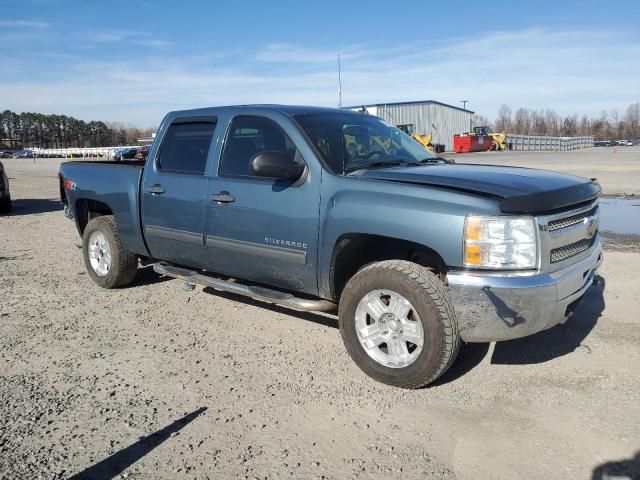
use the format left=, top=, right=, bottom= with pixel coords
left=447, top=241, right=603, bottom=342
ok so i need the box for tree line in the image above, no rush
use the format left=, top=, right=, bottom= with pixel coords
left=492, top=102, right=640, bottom=139
left=0, top=110, right=155, bottom=150
left=3, top=102, right=639, bottom=149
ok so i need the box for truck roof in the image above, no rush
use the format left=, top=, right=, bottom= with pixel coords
left=167, top=104, right=366, bottom=117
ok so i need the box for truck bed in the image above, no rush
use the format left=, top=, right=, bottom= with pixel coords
left=59, top=159, right=147, bottom=256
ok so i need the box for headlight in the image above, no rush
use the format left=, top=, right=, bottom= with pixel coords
left=464, top=215, right=537, bottom=269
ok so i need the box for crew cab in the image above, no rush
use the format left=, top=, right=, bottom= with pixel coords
left=59, top=105, right=602, bottom=388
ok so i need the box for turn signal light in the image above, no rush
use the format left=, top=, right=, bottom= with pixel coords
left=465, top=244, right=482, bottom=265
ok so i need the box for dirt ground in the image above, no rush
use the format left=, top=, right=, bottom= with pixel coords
left=1, top=157, right=639, bottom=480
left=453, top=146, right=640, bottom=196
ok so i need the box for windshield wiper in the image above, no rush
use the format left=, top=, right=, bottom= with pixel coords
left=419, top=157, right=454, bottom=164
left=369, top=160, right=423, bottom=168
left=345, top=159, right=422, bottom=173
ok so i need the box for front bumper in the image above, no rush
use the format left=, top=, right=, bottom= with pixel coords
left=447, top=241, right=603, bottom=342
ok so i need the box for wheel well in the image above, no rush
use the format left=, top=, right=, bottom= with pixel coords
left=75, top=199, right=113, bottom=234
left=330, top=234, right=447, bottom=301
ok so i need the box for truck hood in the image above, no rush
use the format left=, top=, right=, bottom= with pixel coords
left=354, top=164, right=600, bottom=214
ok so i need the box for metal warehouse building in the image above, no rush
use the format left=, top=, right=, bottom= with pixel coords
left=349, top=100, right=473, bottom=152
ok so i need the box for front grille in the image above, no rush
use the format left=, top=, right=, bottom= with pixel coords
left=550, top=237, right=596, bottom=263
left=548, top=207, right=597, bottom=232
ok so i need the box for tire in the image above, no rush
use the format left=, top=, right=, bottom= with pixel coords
left=338, top=260, right=460, bottom=388
left=82, top=215, right=138, bottom=288
left=0, top=196, right=11, bottom=214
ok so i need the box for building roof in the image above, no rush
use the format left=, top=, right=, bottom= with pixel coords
left=346, top=100, right=474, bottom=114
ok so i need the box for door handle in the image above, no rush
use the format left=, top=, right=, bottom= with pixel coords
left=209, top=191, right=235, bottom=203
left=147, top=184, right=165, bottom=195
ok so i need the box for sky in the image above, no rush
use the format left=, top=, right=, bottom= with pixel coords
left=1, top=0, right=639, bottom=127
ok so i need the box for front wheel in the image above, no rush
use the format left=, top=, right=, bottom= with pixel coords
left=0, top=196, right=11, bottom=214
left=338, top=260, right=460, bottom=388
left=82, top=215, right=138, bottom=288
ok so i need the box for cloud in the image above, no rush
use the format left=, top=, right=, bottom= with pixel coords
left=93, top=30, right=134, bottom=42
left=0, top=27, right=638, bottom=126
left=0, top=20, right=49, bottom=28
left=132, top=38, right=172, bottom=48
left=92, top=29, right=171, bottom=47
left=255, top=43, right=366, bottom=64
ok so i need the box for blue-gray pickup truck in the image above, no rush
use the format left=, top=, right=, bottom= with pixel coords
left=59, top=105, right=602, bottom=388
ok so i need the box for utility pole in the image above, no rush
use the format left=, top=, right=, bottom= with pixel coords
left=337, top=54, right=343, bottom=109
left=460, top=100, right=471, bottom=132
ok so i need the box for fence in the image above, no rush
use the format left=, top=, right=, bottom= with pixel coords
left=25, top=135, right=595, bottom=158
left=504, top=135, right=593, bottom=151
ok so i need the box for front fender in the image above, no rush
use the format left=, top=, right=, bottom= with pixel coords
left=317, top=175, right=501, bottom=299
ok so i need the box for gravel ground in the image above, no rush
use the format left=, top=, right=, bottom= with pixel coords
left=1, top=157, right=639, bottom=479
left=453, top=146, right=640, bottom=196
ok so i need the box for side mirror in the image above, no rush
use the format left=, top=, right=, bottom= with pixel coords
left=250, top=151, right=305, bottom=180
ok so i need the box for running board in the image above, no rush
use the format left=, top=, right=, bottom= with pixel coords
left=153, top=263, right=336, bottom=312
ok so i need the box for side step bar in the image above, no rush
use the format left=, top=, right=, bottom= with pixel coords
left=153, top=263, right=336, bottom=312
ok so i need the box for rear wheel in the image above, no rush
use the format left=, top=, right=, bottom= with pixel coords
left=338, top=260, right=460, bottom=388
left=82, top=216, right=138, bottom=288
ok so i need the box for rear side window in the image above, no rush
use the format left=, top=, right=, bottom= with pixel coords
left=220, top=116, right=298, bottom=177
left=159, top=121, right=216, bottom=174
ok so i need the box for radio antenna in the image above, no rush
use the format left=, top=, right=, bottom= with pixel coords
left=337, top=54, right=343, bottom=109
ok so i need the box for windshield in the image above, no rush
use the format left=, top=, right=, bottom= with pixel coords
left=294, top=112, right=439, bottom=174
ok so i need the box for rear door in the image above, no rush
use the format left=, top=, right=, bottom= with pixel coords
left=141, top=117, right=217, bottom=267
left=204, top=113, right=321, bottom=295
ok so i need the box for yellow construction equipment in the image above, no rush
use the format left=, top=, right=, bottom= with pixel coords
left=397, top=124, right=434, bottom=152
left=411, top=133, right=433, bottom=151
left=472, top=126, right=506, bottom=151
left=489, top=132, right=507, bottom=151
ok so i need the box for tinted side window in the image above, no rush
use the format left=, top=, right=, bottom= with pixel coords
left=159, top=121, right=216, bottom=174
left=292, top=115, right=343, bottom=173
left=220, top=116, right=298, bottom=177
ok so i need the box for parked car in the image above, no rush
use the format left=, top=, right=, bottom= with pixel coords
left=59, top=105, right=603, bottom=388
left=12, top=150, right=35, bottom=159
left=0, top=160, right=11, bottom=213
left=112, top=148, right=138, bottom=160
left=135, top=145, right=150, bottom=160
left=0, top=151, right=12, bottom=158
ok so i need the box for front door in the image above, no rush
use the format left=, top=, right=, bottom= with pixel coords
left=141, top=119, right=216, bottom=268
left=204, top=115, right=320, bottom=295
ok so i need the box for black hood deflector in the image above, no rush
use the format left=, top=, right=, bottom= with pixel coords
left=354, top=165, right=601, bottom=215
left=498, top=182, right=600, bottom=214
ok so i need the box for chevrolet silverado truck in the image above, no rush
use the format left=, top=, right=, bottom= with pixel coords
left=59, top=105, right=602, bottom=388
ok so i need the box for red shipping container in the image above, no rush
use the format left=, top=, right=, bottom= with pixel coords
left=453, top=134, right=492, bottom=153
